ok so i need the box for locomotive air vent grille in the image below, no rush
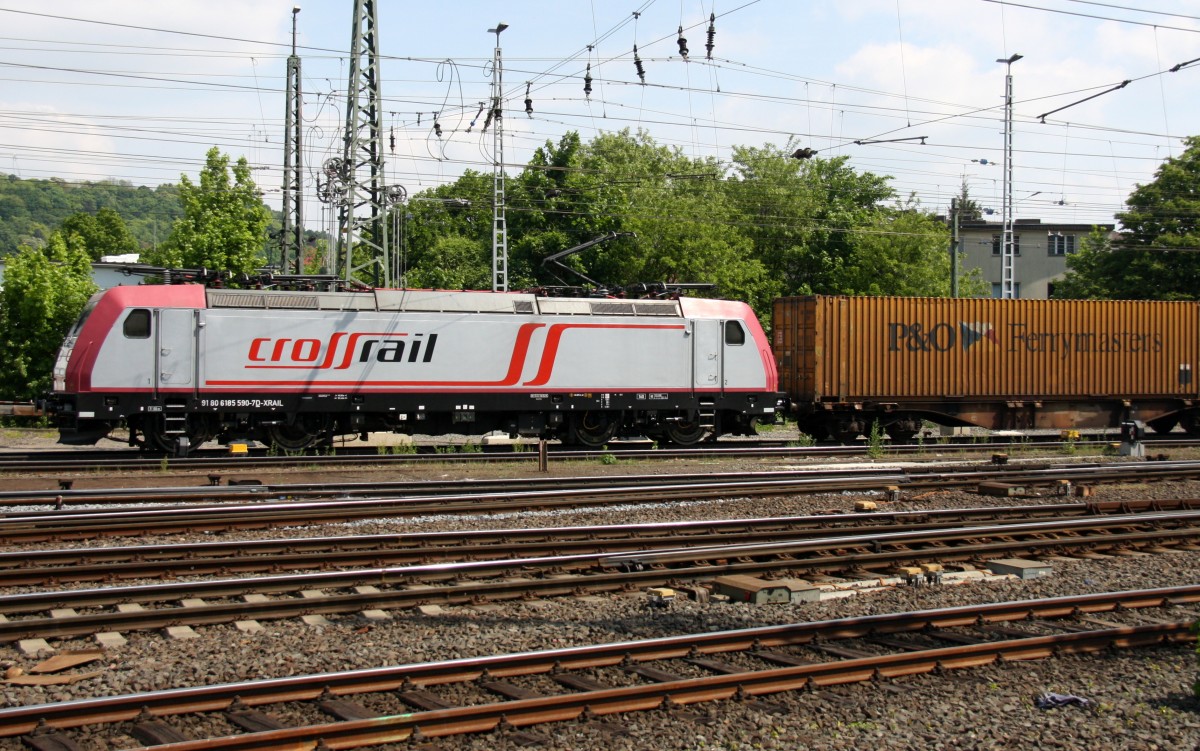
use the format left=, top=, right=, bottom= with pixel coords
left=590, top=302, right=636, bottom=315
left=513, top=300, right=535, bottom=314
left=634, top=302, right=681, bottom=316
left=208, top=291, right=320, bottom=309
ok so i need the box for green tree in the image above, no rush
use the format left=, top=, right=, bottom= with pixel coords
left=834, top=198, right=986, bottom=297
left=405, top=235, right=492, bottom=290
left=954, top=178, right=983, bottom=221
left=0, top=234, right=97, bottom=400
left=1055, top=135, right=1200, bottom=300
left=147, top=147, right=270, bottom=273
left=727, top=141, right=896, bottom=297
left=509, top=129, right=773, bottom=308
left=58, top=207, right=140, bottom=260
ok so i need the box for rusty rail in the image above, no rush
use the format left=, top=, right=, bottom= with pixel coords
left=0, top=586, right=1195, bottom=746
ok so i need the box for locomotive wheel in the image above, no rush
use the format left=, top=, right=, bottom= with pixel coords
left=265, top=416, right=331, bottom=452
left=573, top=412, right=620, bottom=447
left=142, top=415, right=213, bottom=454
left=266, top=424, right=322, bottom=451
left=663, top=419, right=710, bottom=446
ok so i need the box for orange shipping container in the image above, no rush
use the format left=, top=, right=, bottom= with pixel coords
left=773, top=296, right=1200, bottom=438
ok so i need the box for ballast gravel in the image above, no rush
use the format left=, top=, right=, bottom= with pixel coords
left=1, top=453, right=1200, bottom=750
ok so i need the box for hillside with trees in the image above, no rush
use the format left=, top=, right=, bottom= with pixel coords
left=0, top=174, right=183, bottom=257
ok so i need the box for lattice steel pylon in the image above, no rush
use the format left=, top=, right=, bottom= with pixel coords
left=488, top=23, right=509, bottom=292
left=338, top=0, right=390, bottom=288
left=281, top=7, right=304, bottom=274
left=998, top=53, right=1022, bottom=300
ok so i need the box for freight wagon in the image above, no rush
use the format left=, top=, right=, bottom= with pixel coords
left=773, top=296, right=1200, bottom=442
left=46, top=285, right=783, bottom=452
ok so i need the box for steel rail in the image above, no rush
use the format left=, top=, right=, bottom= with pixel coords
left=3, top=498, right=1198, bottom=587
left=0, top=586, right=1195, bottom=741
left=1, top=434, right=1193, bottom=476
left=5, top=460, right=1200, bottom=545
left=2, top=511, right=1199, bottom=642
left=4, top=457, right=1198, bottom=510
left=0, top=465, right=914, bottom=507
left=139, top=623, right=1192, bottom=750
left=0, top=474, right=917, bottom=544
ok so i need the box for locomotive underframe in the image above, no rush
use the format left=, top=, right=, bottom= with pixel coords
left=55, top=388, right=780, bottom=452
left=794, top=396, right=1199, bottom=442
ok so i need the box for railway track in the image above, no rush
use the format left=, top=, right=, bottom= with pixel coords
left=4, top=460, right=1200, bottom=543
left=2, top=434, right=1193, bottom=476
left=3, top=509, right=1200, bottom=645
left=4, top=498, right=1200, bottom=588
left=2, top=586, right=1194, bottom=749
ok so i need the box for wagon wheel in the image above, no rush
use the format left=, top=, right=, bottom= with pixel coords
left=797, top=419, right=830, bottom=442
left=573, top=412, right=620, bottom=447
left=829, top=420, right=863, bottom=444
left=1146, top=416, right=1179, bottom=435
left=1180, top=412, right=1200, bottom=437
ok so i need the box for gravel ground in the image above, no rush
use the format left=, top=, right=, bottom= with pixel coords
left=1, top=432, right=1199, bottom=750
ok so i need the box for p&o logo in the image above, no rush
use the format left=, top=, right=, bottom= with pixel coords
left=888, top=321, right=995, bottom=353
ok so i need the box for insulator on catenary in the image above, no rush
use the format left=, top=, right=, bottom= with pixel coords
left=677, top=26, right=688, bottom=59
left=584, top=63, right=593, bottom=98
left=466, top=101, right=486, bottom=133
left=633, top=45, right=646, bottom=84
left=525, top=82, right=533, bottom=117
left=433, top=114, right=442, bottom=138
left=706, top=13, right=715, bottom=59
left=389, top=126, right=395, bottom=153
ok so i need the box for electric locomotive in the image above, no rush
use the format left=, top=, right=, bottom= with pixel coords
left=45, top=284, right=784, bottom=452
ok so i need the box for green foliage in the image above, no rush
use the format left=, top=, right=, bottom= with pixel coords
left=59, top=208, right=141, bottom=261
left=834, top=197, right=987, bottom=297
left=0, top=234, right=97, bottom=399
left=405, top=235, right=491, bottom=289
left=1055, top=135, right=1200, bottom=300
left=146, top=147, right=270, bottom=274
left=0, top=174, right=181, bottom=257
left=955, top=178, right=984, bottom=221
left=867, top=419, right=885, bottom=459
left=400, top=130, right=961, bottom=318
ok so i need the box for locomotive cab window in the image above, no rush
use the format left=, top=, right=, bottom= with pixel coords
left=123, top=309, right=151, bottom=339
left=725, top=321, right=746, bottom=346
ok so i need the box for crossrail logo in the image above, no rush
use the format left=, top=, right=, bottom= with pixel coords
left=245, top=332, right=438, bottom=369
left=960, top=322, right=996, bottom=352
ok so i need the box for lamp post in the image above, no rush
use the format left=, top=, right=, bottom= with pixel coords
left=997, top=53, right=1022, bottom=299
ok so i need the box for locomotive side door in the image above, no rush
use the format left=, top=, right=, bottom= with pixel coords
left=155, top=308, right=196, bottom=392
left=691, top=318, right=722, bottom=393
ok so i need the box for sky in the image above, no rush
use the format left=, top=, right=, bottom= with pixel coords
left=0, top=0, right=1197, bottom=235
